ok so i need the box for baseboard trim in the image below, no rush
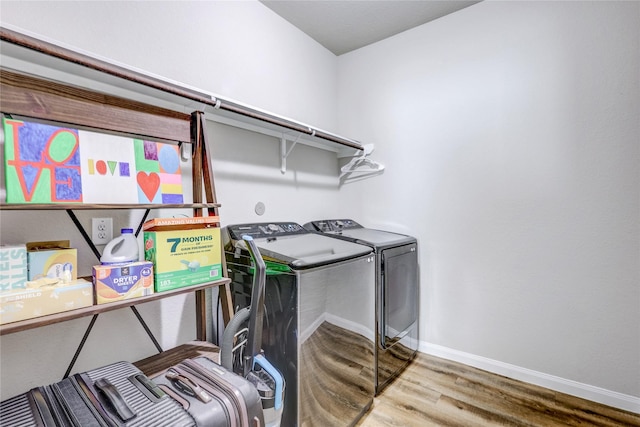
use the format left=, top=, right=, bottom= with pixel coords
left=419, top=341, right=640, bottom=414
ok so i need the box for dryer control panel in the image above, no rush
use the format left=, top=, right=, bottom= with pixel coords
left=227, top=222, right=308, bottom=240
left=306, top=219, right=362, bottom=234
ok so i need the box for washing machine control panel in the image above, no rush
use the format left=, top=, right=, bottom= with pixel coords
left=308, top=219, right=362, bottom=234
left=227, top=222, right=307, bottom=240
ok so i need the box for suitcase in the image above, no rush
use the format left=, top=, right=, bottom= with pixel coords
left=151, top=356, right=265, bottom=427
left=0, top=361, right=196, bottom=427
left=0, top=392, right=41, bottom=427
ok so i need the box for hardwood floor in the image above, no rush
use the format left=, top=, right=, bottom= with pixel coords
left=357, top=352, right=640, bottom=427
left=300, top=321, right=374, bottom=426
left=134, top=339, right=640, bottom=426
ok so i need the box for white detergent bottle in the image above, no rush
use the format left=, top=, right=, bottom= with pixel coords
left=100, top=228, right=140, bottom=265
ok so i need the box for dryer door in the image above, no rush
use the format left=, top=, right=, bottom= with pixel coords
left=381, top=243, right=418, bottom=348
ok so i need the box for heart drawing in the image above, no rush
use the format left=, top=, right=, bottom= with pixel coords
left=137, top=172, right=160, bottom=202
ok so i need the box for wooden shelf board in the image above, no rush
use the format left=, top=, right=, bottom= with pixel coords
left=134, top=340, right=220, bottom=377
left=0, top=203, right=221, bottom=211
left=0, top=278, right=231, bottom=336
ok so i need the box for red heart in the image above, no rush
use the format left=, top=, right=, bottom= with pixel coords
left=137, top=172, right=160, bottom=202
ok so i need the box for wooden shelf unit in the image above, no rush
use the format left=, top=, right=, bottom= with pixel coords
left=0, top=37, right=233, bottom=355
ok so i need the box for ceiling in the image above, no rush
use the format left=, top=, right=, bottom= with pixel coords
left=260, top=0, right=480, bottom=56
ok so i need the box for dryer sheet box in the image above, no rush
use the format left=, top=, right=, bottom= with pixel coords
left=0, top=244, right=28, bottom=292
left=92, top=261, right=154, bottom=305
left=143, top=216, right=222, bottom=292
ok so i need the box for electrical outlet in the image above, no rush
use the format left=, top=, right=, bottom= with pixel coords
left=92, top=217, right=113, bottom=245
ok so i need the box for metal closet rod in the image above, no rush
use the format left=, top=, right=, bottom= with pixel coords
left=0, top=26, right=363, bottom=151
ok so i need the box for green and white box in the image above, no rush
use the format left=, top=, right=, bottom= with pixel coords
left=143, top=217, right=222, bottom=292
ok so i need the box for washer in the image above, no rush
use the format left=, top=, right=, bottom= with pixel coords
left=223, top=222, right=376, bottom=427
left=304, top=219, right=418, bottom=394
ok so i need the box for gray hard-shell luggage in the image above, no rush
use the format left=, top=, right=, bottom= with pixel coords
left=0, top=361, right=195, bottom=427
left=0, top=392, right=40, bottom=427
left=151, top=356, right=265, bottom=427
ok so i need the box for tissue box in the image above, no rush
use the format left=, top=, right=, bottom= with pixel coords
left=143, top=216, right=222, bottom=292
left=0, top=278, right=93, bottom=325
left=92, top=261, right=154, bottom=304
left=0, top=244, right=28, bottom=292
left=27, top=241, right=77, bottom=281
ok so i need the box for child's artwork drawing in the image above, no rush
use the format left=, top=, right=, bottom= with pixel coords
left=134, top=140, right=184, bottom=204
left=78, top=130, right=138, bottom=203
left=3, top=118, right=83, bottom=203
left=3, top=117, right=184, bottom=204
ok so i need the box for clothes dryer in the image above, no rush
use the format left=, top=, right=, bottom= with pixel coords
left=304, top=219, right=418, bottom=394
left=223, top=222, right=375, bottom=427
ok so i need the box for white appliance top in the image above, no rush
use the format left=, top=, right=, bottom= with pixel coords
left=304, top=219, right=416, bottom=248
left=225, top=222, right=372, bottom=268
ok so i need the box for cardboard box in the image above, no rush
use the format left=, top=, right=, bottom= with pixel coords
left=0, top=279, right=93, bottom=325
left=93, top=261, right=154, bottom=304
left=27, top=241, right=77, bottom=281
left=142, top=216, right=220, bottom=231
left=0, top=244, right=28, bottom=292
left=143, top=217, right=222, bottom=292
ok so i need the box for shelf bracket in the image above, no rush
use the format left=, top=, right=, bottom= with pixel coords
left=280, top=136, right=296, bottom=174
left=281, top=131, right=306, bottom=174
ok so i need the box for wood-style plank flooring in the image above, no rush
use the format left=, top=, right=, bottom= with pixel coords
left=133, top=340, right=639, bottom=426
left=300, top=321, right=374, bottom=426
left=357, top=352, right=640, bottom=427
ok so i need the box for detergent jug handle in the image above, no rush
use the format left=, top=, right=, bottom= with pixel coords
left=242, top=235, right=266, bottom=377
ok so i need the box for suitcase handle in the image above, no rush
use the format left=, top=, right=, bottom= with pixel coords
left=29, top=387, right=60, bottom=427
left=95, top=378, right=136, bottom=422
left=165, top=371, right=212, bottom=404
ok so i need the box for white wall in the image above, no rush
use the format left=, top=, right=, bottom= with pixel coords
left=1, top=1, right=338, bottom=131
left=0, top=0, right=360, bottom=399
left=338, top=0, right=640, bottom=405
